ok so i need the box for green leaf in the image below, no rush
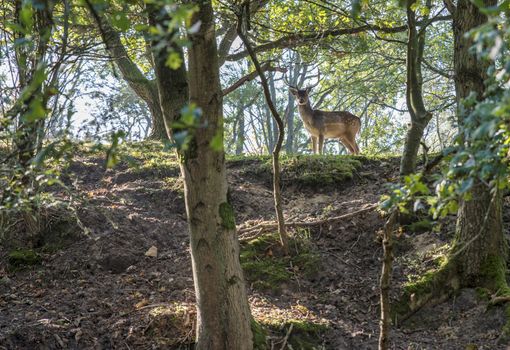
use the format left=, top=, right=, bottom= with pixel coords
left=210, top=130, right=223, bottom=151
left=20, top=5, right=34, bottom=30
left=23, top=98, right=46, bottom=122
left=166, top=51, right=183, bottom=70
left=111, top=11, right=130, bottom=31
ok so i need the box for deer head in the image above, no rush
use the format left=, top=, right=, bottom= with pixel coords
left=285, top=71, right=320, bottom=106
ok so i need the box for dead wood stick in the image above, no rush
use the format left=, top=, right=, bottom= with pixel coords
left=379, top=210, right=398, bottom=350
left=238, top=204, right=378, bottom=237
left=279, top=323, right=294, bottom=350
left=490, top=295, right=510, bottom=305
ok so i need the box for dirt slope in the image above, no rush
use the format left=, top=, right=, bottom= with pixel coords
left=0, top=149, right=508, bottom=349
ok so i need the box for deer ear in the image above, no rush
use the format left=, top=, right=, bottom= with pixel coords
left=306, top=86, right=313, bottom=93
left=289, top=88, right=298, bottom=95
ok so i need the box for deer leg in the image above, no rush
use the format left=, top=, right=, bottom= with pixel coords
left=347, top=135, right=360, bottom=155
left=311, top=136, right=317, bottom=154
left=353, top=140, right=360, bottom=155
left=318, top=135, right=324, bottom=155
left=339, top=137, right=354, bottom=154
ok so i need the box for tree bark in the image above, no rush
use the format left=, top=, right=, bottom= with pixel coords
left=87, top=5, right=181, bottom=140
left=400, top=0, right=432, bottom=175
left=236, top=110, right=245, bottom=155
left=450, top=0, right=507, bottom=291
left=13, top=0, right=55, bottom=176
left=177, top=1, right=253, bottom=348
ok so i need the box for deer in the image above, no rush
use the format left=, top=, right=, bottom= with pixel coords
left=285, top=73, right=361, bottom=155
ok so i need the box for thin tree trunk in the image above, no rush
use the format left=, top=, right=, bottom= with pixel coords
left=236, top=111, right=245, bottom=155
left=400, top=0, right=432, bottom=175
left=152, top=1, right=253, bottom=348
left=13, top=0, right=54, bottom=180
left=284, top=60, right=302, bottom=154
left=237, top=14, right=290, bottom=254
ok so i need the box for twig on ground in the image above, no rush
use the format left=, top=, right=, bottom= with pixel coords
left=489, top=295, right=510, bottom=305
left=280, top=323, right=294, bottom=350
left=238, top=204, right=378, bottom=239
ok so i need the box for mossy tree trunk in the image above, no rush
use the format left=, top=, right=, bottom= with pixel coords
left=400, top=0, right=432, bottom=176
left=449, top=0, right=508, bottom=293
left=150, top=1, right=254, bottom=348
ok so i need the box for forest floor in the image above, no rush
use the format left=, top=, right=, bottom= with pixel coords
left=1, top=142, right=509, bottom=350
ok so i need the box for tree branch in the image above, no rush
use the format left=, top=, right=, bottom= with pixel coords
left=222, top=62, right=287, bottom=96
left=225, top=16, right=451, bottom=61
left=85, top=0, right=155, bottom=103
left=443, top=0, right=456, bottom=15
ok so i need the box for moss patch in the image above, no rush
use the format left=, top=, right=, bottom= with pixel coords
left=116, top=141, right=180, bottom=176
left=251, top=319, right=268, bottom=350
left=240, top=231, right=320, bottom=292
left=219, top=202, right=236, bottom=230
left=8, top=249, right=42, bottom=268
left=229, top=154, right=362, bottom=189
left=480, top=254, right=510, bottom=296
left=406, top=219, right=434, bottom=233
left=252, top=299, right=330, bottom=350
left=393, top=260, right=458, bottom=321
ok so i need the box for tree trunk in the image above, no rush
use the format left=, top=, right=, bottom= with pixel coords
left=284, top=61, right=303, bottom=154
left=450, top=0, right=507, bottom=291
left=236, top=111, right=245, bottom=155
left=179, top=1, right=253, bottom=348
left=147, top=86, right=171, bottom=140
left=400, top=120, right=427, bottom=175
left=400, top=0, right=432, bottom=175
left=13, top=0, right=54, bottom=179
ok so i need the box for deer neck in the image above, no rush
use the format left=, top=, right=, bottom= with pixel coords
left=297, top=101, right=314, bottom=123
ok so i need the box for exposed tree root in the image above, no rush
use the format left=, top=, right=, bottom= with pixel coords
left=392, top=261, right=459, bottom=326
left=237, top=204, right=378, bottom=240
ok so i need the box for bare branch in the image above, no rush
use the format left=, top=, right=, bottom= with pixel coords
left=222, top=62, right=287, bottom=96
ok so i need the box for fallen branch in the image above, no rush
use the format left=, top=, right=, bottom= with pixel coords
left=238, top=204, right=378, bottom=239
left=489, top=295, right=510, bottom=306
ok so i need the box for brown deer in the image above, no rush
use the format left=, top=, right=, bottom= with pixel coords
left=286, top=75, right=361, bottom=155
